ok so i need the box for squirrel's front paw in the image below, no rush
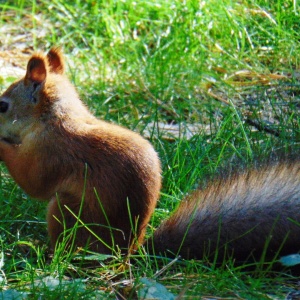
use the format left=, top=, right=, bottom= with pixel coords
left=0, top=138, right=19, bottom=161
left=0, top=136, right=21, bottom=145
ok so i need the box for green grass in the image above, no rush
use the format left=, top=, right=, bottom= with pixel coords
left=0, top=0, right=300, bottom=298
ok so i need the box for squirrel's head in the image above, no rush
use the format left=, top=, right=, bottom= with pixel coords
left=0, top=48, right=81, bottom=143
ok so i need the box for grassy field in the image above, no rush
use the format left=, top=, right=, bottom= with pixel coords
left=0, top=0, right=300, bottom=298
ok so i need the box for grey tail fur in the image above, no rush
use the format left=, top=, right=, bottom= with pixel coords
left=148, top=159, right=300, bottom=263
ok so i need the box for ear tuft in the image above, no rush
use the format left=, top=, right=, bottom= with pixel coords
left=47, top=47, right=65, bottom=74
left=25, top=54, right=47, bottom=84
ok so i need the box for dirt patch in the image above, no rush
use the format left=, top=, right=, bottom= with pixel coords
left=0, top=48, right=33, bottom=79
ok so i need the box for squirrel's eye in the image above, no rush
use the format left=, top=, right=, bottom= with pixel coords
left=0, top=101, right=9, bottom=113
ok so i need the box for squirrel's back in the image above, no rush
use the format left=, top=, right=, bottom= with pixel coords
left=150, top=159, right=300, bottom=262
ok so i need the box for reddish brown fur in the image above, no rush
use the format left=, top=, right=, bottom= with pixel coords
left=0, top=48, right=161, bottom=254
left=1, top=48, right=300, bottom=263
left=149, top=160, right=300, bottom=262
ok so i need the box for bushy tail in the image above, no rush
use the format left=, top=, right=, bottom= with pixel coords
left=148, top=159, right=300, bottom=263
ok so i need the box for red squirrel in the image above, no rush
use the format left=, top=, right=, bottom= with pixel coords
left=0, top=48, right=300, bottom=262
left=0, top=48, right=161, bottom=254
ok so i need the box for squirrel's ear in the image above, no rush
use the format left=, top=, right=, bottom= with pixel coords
left=47, top=47, right=65, bottom=74
left=25, top=55, right=47, bottom=84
